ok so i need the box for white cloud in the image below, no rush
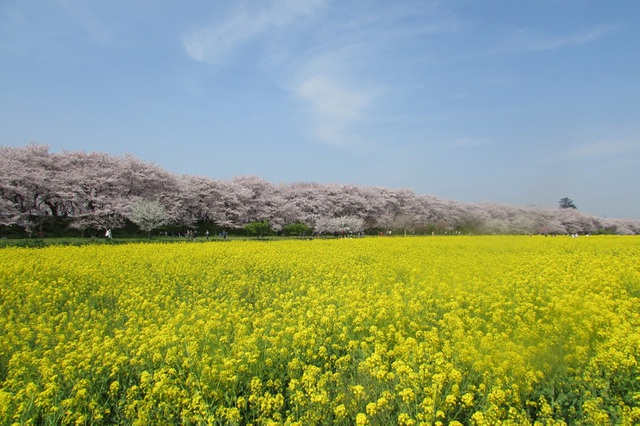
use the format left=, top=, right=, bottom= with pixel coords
left=295, top=74, right=373, bottom=146
left=180, top=1, right=455, bottom=148
left=297, top=76, right=366, bottom=121
left=182, top=0, right=382, bottom=148
left=183, top=0, right=325, bottom=64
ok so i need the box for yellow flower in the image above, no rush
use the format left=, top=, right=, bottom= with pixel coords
left=399, top=388, right=415, bottom=404
left=366, top=402, right=377, bottom=416
left=351, top=385, right=366, bottom=400
left=461, top=393, right=474, bottom=408
left=398, top=413, right=416, bottom=426
left=355, top=413, right=369, bottom=426
left=1, top=236, right=639, bottom=425
left=333, top=404, right=347, bottom=418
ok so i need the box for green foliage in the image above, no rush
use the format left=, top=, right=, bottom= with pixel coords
left=559, top=197, right=577, bottom=209
left=283, top=222, right=312, bottom=237
left=243, top=220, right=272, bottom=238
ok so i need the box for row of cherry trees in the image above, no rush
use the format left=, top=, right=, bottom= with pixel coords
left=1, top=143, right=639, bottom=236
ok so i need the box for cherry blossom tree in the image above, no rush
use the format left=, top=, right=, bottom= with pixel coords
left=2, top=144, right=639, bottom=237
left=314, top=216, right=364, bottom=235
left=0, top=143, right=62, bottom=234
left=128, top=200, right=170, bottom=238
left=174, top=175, right=216, bottom=226
left=602, top=218, right=640, bottom=235
left=232, top=176, right=279, bottom=224
left=280, top=182, right=332, bottom=225
left=57, top=150, right=129, bottom=233
left=0, top=198, right=22, bottom=228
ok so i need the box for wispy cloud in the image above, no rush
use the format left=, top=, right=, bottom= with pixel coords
left=295, top=74, right=374, bottom=146
left=56, top=0, right=115, bottom=46
left=182, top=0, right=384, bottom=147
left=562, top=140, right=640, bottom=160
left=183, top=0, right=325, bottom=64
left=181, top=1, right=457, bottom=148
left=286, top=3, right=457, bottom=148
left=492, top=24, right=618, bottom=55
left=0, top=1, right=119, bottom=56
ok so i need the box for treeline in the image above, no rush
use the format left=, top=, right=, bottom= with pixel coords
left=1, top=143, right=639, bottom=237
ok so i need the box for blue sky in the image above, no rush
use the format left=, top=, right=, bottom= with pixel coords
left=2, top=1, right=639, bottom=218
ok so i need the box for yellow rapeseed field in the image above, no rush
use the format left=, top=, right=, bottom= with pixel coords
left=1, top=236, right=639, bottom=425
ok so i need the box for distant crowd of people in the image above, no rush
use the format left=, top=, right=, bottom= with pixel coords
left=100, top=228, right=232, bottom=240
left=156, top=230, right=228, bottom=241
